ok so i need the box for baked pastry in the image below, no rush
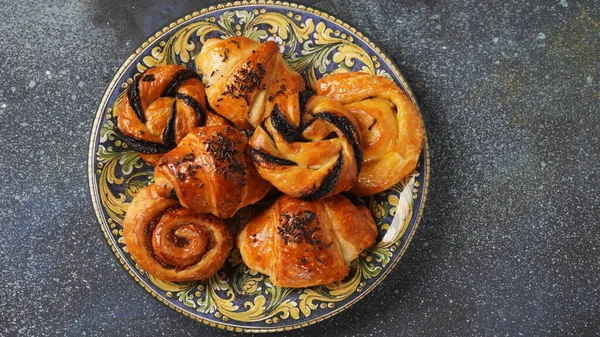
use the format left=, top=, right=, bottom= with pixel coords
left=195, top=36, right=306, bottom=129
left=153, top=125, right=271, bottom=219
left=236, top=194, right=377, bottom=288
left=116, top=64, right=227, bottom=165
left=249, top=92, right=362, bottom=200
left=315, top=72, right=424, bottom=195
left=123, top=184, right=233, bottom=282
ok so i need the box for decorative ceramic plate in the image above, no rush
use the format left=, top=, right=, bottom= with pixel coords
left=88, top=1, right=429, bottom=333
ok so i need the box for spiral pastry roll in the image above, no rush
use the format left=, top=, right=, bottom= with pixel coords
left=195, top=37, right=306, bottom=129
left=153, top=125, right=271, bottom=219
left=123, top=184, right=233, bottom=282
left=249, top=92, right=362, bottom=200
left=116, top=64, right=227, bottom=165
left=237, top=194, right=377, bottom=288
left=315, top=72, right=425, bottom=196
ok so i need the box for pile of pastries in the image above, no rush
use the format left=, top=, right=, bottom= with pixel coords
left=118, top=37, right=424, bottom=288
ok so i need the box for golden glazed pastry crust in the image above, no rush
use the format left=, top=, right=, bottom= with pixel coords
left=249, top=92, right=362, bottom=200
left=196, top=37, right=306, bottom=129
left=123, top=184, right=233, bottom=282
left=315, top=72, right=424, bottom=196
left=116, top=64, right=227, bottom=166
left=121, top=38, right=424, bottom=286
left=236, top=194, right=377, bottom=288
left=153, top=125, right=271, bottom=219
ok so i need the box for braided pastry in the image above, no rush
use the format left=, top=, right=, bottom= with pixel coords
left=236, top=194, right=377, bottom=288
left=123, top=184, right=233, bottom=282
left=249, top=92, right=362, bottom=200
left=195, top=37, right=306, bottom=129
left=153, top=125, right=271, bottom=219
left=116, top=64, right=227, bottom=165
left=315, top=72, right=424, bottom=196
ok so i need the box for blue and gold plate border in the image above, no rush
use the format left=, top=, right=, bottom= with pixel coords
left=87, top=1, right=430, bottom=332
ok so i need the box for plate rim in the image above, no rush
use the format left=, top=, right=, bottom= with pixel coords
left=87, top=0, right=430, bottom=333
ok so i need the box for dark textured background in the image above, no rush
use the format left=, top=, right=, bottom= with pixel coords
left=1, top=0, right=599, bottom=336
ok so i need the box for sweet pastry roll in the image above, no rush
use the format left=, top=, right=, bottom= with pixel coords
left=123, top=184, right=233, bottom=282
left=315, top=72, right=424, bottom=196
left=249, top=91, right=362, bottom=200
left=236, top=194, right=377, bottom=288
left=116, top=64, right=227, bottom=166
left=153, top=125, right=271, bottom=219
left=195, top=36, right=306, bottom=129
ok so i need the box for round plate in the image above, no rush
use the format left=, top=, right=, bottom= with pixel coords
left=88, top=1, right=429, bottom=333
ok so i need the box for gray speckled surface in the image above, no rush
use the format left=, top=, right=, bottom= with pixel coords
left=1, top=0, right=599, bottom=336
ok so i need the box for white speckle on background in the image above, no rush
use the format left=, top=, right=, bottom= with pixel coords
left=493, top=37, right=499, bottom=43
left=77, top=81, right=84, bottom=88
left=28, top=80, right=36, bottom=88
left=71, top=94, right=77, bottom=100
left=586, top=75, right=593, bottom=84
left=537, top=32, right=546, bottom=40
left=541, top=161, right=547, bottom=167
left=1, top=103, right=6, bottom=108
left=559, top=0, right=568, bottom=7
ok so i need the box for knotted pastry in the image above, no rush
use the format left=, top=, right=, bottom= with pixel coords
left=237, top=194, right=377, bottom=288
left=153, top=125, right=271, bottom=219
left=123, top=184, right=233, bottom=282
left=195, top=36, right=306, bottom=129
left=116, top=64, right=227, bottom=165
left=249, top=92, right=362, bottom=200
left=315, top=72, right=424, bottom=196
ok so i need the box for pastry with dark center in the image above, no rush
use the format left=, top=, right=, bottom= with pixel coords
left=236, top=194, right=377, bottom=288
left=249, top=91, right=362, bottom=200
left=116, top=64, right=227, bottom=165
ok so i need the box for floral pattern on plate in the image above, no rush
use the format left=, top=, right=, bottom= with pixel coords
left=88, top=1, right=429, bottom=333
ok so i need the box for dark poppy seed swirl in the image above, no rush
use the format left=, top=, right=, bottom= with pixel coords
left=116, top=65, right=224, bottom=165
left=249, top=92, right=362, bottom=199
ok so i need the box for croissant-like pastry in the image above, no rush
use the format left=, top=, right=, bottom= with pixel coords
left=249, top=92, right=362, bottom=200
left=236, top=194, right=377, bottom=288
left=116, top=64, right=227, bottom=165
left=315, top=72, right=424, bottom=196
left=123, top=184, right=233, bottom=282
left=153, top=125, right=271, bottom=219
left=195, top=37, right=306, bottom=129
